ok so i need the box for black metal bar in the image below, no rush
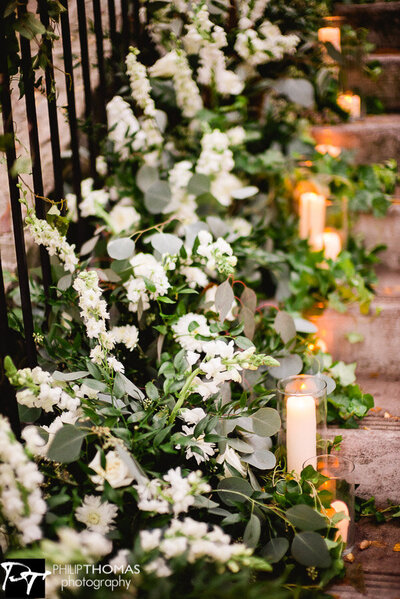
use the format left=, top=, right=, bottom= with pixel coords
left=60, top=0, right=83, bottom=227
left=0, top=18, right=37, bottom=368
left=76, top=0, right=97, bottom=181
left=121, top=0, right=130, bottom=57
left=107, top=0, right=119, bottom=91
left=92, top=0, right=107, bottom=125
left=38, top=0, right=64, bottom=208
left=0, top=251, right=21, bottom=438
left=132, top=0, right=141, bottom=46
left=17, top=1, right=52, bottom=304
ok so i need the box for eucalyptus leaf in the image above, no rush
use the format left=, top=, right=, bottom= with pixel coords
left=80, top=236, right=99, bottom=257
left=227, top=438, right=254, bottom=454
left=217, top=477, right=253, bottom=506
left=18, top=405, right=41, bottom=423
left=114, top=372, right=145, bottom=400
left=150, top=233, right=183, bottom=256
left=231, top=186, right=258, bottom=199
left=268, top=354, right=303, bottom=379
left=215, top=280, right=234, bottom=322
left=319, top=374, right=336, bottom=395
left=250, top=408, right=281, bottom=437
left=52, top=370, right=90, bottom=382
left=107, top=238, right=135, bottom=260
left=47, top=425, right=87, bottom=463
left=188, top=173, right=210, bottom=196
left=57, top=274, right=72, bottom=291
left=116, top=445, right=148, bottom=483
left=272, top=78, right=315, bottom=108
left=262, top=537, right=289, bottom=563
left=144, top=181, right=171, bottom=214
left=286, top=504, right=327, bottom=531
left=291, top=532, right=332, bottom=568
left=206, top=216, right=229, bottom=238
left=274, top=311, right=296, bottom=344
left=244, top=513, right=261, bottom=548
left=184, top=222, right=209, bottom=249
left=136, top=165, right=159, bottom=192
left=293, top=317, right=318, bottom=334
left=241, top=450, right=276, bottom=470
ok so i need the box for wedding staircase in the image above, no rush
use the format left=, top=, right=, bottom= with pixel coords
left=312, top=4, right=400, bottom=597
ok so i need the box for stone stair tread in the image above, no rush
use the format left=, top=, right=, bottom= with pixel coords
left=354, top=204, right=400, bottom=271
left=334, top=2, right=400, bottom=51
left=312, top=115, right=400, bottom=165
left=329, top=521, right=400, bottom=598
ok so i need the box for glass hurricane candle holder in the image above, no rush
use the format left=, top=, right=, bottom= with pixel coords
left=277, top=375, right=327, bottom=476
left=303, top=454, right=355, bottom=554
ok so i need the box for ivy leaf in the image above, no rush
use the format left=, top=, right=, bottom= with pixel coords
left=291, top=532, right=332, bottom=568
left=215, top=280, right=234, bottom=323
left=14, top=13, right=46, bottom=40
left=286, top=504, right=327, bottom=531
left=107, top=238, right=135, bottom=260
left=47, top=425, right=87, bottom=463
left=144, top=181, right=171, bottom=214
left=262, top=537, right=289, bottom=563
left=330, top=361, right=356, bottom=386
left=244, top=514, right=261, bottom=548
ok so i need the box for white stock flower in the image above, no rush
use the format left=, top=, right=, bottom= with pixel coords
left=75, top=495, right=118, bottom=534
left=109, top=324, right=139, bottom=351
left=217, top=446, right=247, bottom=477
left=26, top=210, right=78, bottom=273
left=140, top=528, right=162, bottom=551
left=180, top=266, right=209, bottom=289
left=172, top=313, right=215, bottom=352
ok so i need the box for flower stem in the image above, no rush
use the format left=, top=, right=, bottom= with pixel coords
left=168, top=367, right=201, bottom=425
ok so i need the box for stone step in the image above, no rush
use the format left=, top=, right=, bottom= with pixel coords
left=311, top=269, right=400, bottom=378
left=312, top=115, right=400, bottom=165
left=353, top=203, right=400, bottom=271
left=346, top=52, right=400, bottom=112
left=329, top=521, right=400, bottom=598
left=334, top=2, right=400, bottom=51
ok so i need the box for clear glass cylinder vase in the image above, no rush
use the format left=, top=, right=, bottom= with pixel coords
left=276, top=375, right=327, bottom=476
left=303, top=454, right=355, bottom=554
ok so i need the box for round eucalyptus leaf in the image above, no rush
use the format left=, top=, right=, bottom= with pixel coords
left=268, top=354, right=303, bottom=379
left=274, top=311, right=296, bottom=344
left=291, top=531, right=332, bottom=568
left=107, top=238, right=135, bottom=260
left=184, top=222, right=209, bottom=249
left=150, top=233, right=183, bottom=256
left=57, top=274, right=72, bottom=291
left=286, top=504, right=327, bottom=531
left=136, top=165, right=159, bottom=192
left=187, top=173, right=210, bottom=196
left=206, top=216, right=229, bottom=238
left=262, top=537, right=289, bottom=563
left=231, top=185, right=259, bottom=200
left=144, top=181, right=171, bottom=214
left=319, top=374, right=336, bottom=395
left=293, top=317, right=318, bottom=334
left=243, top=513, right=261, bottom=548
left=250, top=408, right=281, bottom=437
left=241, top=449, right=276, bottom=470
left=217, top=477, right=253, bottom=506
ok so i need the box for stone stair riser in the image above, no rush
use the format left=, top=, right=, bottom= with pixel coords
left=346, top=54, right=400, bottom=112
left=353, top=205, right=400, bottom=271
left=334, top=2, right=400, bottom=51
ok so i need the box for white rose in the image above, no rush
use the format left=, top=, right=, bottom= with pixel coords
left=89, top=450, right=134, bottom=489
left=109, top=204, right=140, bottom=234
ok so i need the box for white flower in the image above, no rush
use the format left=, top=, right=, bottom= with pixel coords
left=140, top=528, right=162, bottom=551
left=107, top=356, right=125, bottom=373
left=172, top=313, right=215, bottom=352
left=211, top=172, right=243, bottom=207
left=75, top=495, right=118, bottom=534
left=109, top=204, right=140, bottom=234
left=217, top=446, right=247, bottom=477
left=181, top=266, right=208, bottom=289
left=89, top=450, right=134, bottom=490
left=26, top=210, right=78, bottom=273
left=160, top=536, right=187, bottom=558
left=180, top=408, right=207, bottom=426
left=96, top=155, right=107, bottom=176
left=109, top=549, right=130, bottom=570
left=186, top=351, right=200, bottom=366
left=130, top=253, right=170, bottom=299
left=145, top=557, right=172, bottom=578
left=109, top=325, right=139, bottom=351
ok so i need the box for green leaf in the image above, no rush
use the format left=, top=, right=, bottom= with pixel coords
left=274, top=311, right=296, bottom=344
left=291, top=531, right=332, bottom=568
left=286, top=504, right=327, bottom=531
left=250, top=408, right=281, bottom=437
left=144, top=181, right=171, bottom=214
left=52, top=370, right=89, bottom=382
left=268, top=354, right=302, bottom=379
left=11, top=156, right=32, bottom=177
left=136, top=165, right=159, bottom=192
left=14, top=13, right=46, bottom=39
left=114, top=372, right=144, bottom=400
left=150, top=233, right=182, bottom=255
left=57, top=274, right=72, bottom=291
left=187, top=174, right=210, bottom=196
left=272, top=78, right=314, bottom=108
left=217, top=477, right=253, bottom=506
left=145, top=381, right=159, bottom=401
left=107, top=238, right=135, bottom=260
left=47, top=425, right=87, bottom=463
left=241, top=449, right=276, bottom=470
left=18, top=405, right=41, bottom=423
left=243, top=513, right=261, bottom=548
left=262, top=537, right=289, bottom=563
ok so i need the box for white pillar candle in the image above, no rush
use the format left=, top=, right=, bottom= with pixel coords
left=286, top=395, right=317, bottom=475
left=322, top=230, right=342, bottom=260
left=299, top=192, right=326, bottom=247
left=318, top=27, right=341, bottom=52
left=331, top=499, right=350, bottom=543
